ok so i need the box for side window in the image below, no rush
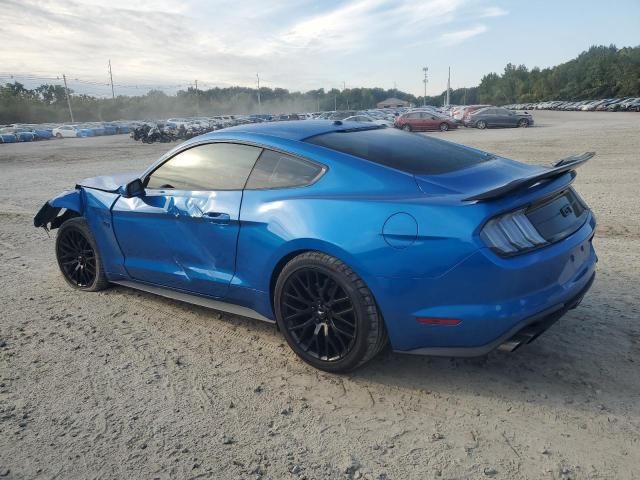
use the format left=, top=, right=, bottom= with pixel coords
left=245, top=150, right=324, bottom=189
left=146, top=143, right=262, bottom=191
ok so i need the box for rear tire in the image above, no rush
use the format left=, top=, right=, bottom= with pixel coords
left=55, top=133, right=62, bottom=139
left=55, top=217, right=109, bottom=292
left=274, top=252, right=387, bottom=372
left=402, top=124, right=412, bottom=132
left=439, top=122, right=449, bottom=132
left=518, top=118, right=529, bottom=128
left=476, top=120, right=487, bottom=129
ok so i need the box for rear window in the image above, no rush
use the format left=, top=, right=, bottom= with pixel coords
left=306, top=127, right=492, bottom=175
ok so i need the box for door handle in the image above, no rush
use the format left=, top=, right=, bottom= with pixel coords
left=203, top=212, right=231, bottom=224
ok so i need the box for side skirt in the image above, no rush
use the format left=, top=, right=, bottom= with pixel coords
left=111, top=280, right=274, bottom=323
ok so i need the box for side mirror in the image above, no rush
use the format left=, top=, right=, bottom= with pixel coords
left=124, top=178, right=145, bottom=198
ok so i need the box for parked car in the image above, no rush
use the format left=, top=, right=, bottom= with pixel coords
left=343, top=115, right=393, bottom=127
left=465, top=107, right=534, bottom=129
left=52, top=125, right=92, bottom=138
left=0, top=132, right=17, bottom=143
left=457, top=105, right=491, bottom=122
left=0, top=127, right=35, bottom=142
left=32, top=128, right=53, bottom=140
left=395, top=112, right=458, bottom=132
left=34, top=121, right=596, bottom=372
left=328, top=111, right=358, bottom=120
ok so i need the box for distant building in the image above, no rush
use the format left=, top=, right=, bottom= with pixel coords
left=376, top=97, right=410, bottom=108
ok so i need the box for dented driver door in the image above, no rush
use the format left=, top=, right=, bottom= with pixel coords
left=111, top=188, right=243, bottom=298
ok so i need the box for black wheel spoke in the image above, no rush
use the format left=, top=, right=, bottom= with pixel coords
left=288, top=316, right=315, bottom=330
left=333, top=313, right=356, bottom=329
left=281, top=268, right=357, bottom=362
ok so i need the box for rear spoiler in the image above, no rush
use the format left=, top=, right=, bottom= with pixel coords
left=464, top=152, right=595, bottom=202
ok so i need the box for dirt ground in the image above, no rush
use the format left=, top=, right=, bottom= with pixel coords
left=1, top=111, right=639, bottom=480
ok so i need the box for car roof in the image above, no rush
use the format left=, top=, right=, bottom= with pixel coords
left=205, top=120, right=381, bottom=142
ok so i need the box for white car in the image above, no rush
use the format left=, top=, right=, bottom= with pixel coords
left=52, top=125, right=89, bottom=138
left=167, top=118, right=190, bottom=128
left=343, top=115, right=394, bottom=127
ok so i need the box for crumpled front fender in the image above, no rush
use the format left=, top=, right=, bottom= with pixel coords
left=33, top=189, right=83, bottom=229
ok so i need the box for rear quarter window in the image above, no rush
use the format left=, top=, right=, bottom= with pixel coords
left=245, top=149, right=324, bottom=189
left=306, top=127, right=492, bottom=175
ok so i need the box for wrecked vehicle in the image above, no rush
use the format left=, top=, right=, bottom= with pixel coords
left=34, top=120, right=597, bottom=372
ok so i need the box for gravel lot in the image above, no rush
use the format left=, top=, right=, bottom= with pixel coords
left=1, top=111, right=639, bottom=479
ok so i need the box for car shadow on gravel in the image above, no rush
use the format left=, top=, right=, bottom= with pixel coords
left=106, top=283, right=638, bottom=417
left=348, top=313, right=639, bottom=417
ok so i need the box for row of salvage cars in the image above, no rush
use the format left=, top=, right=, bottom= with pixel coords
left=505, top=97, right=640, bottom=112
left=0, top=122, right=134, bottom=143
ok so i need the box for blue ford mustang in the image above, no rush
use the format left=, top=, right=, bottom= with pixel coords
left=34, top=121, right=597, bottom=372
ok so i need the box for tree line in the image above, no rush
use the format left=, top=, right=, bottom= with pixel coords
left=1, top=44, right=638, bottom=124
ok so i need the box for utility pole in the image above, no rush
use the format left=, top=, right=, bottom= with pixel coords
left=108, top=59, right=115, bottom=99
left=256, top=73, right=261, bottom=113
left=194, top=79, right=199, bottom=114
left=422, top=67, right=428, bottom=106
left=62, top=74, right=74, bottom=122
left=446, top=66, right=451, bottom=107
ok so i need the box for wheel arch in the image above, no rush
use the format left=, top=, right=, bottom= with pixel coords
left=267, top=240, right=374, bottom=315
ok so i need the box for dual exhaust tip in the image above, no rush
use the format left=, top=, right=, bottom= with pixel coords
left=498, top=325, right=545, bottom=352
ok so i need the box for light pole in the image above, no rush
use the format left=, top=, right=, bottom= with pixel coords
left=256, top=73, right=261, bottom=113
left=422, top=67, right=428, bottom=106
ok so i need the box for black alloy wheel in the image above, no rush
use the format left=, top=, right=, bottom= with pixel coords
left=55, top=217, right=109, bottom=291
left=281, top=268, right=356, bottom=362
left=57, top=228, right=96, bottom=287
left=518, top=118, right=529, bottom=128
left=476, top=120, right=487, bottom=129
left=275, top=252, right=387, bottom=372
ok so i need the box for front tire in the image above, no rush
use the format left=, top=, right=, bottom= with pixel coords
left=274, top=252, right=387, bottom=372
left=476, top=120, right=487, bottom=129
left=55, top=217, right=109, bottom=291
left=55, top=133, right=62, bottom=139
left=518, top=118, right=529, bottom=128
left=402, top=124, right=412, bottom=132
left=439, top=122, right=449, bottom=132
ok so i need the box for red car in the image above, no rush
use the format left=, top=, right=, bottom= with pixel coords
left=394, top=112, right=458, bottom=132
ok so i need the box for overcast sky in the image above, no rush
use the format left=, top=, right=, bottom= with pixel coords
left=1, top=0, right=638, bottom=97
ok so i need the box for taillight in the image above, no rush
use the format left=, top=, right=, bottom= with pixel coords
left=480, top=209, right=547, bottom=255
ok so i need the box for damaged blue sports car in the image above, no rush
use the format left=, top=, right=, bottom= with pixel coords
left=34, top=121, right=597, bottom=372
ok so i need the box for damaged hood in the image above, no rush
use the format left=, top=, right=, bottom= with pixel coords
left=77, top=172, right=141, bottom=193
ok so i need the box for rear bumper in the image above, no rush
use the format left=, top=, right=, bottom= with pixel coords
left=400, top=272, right=594, bottom=356
left=369, top=213, right=597, bottom=354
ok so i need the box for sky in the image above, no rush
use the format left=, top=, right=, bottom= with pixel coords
left=0, top=0, right=639, bottom=97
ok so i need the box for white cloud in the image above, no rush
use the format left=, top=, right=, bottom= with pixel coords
left=439, top=25, right=488, bottom=45
left=0, top=0, right=507, bottom=94
left=480, top=6, right=508, bottom=18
